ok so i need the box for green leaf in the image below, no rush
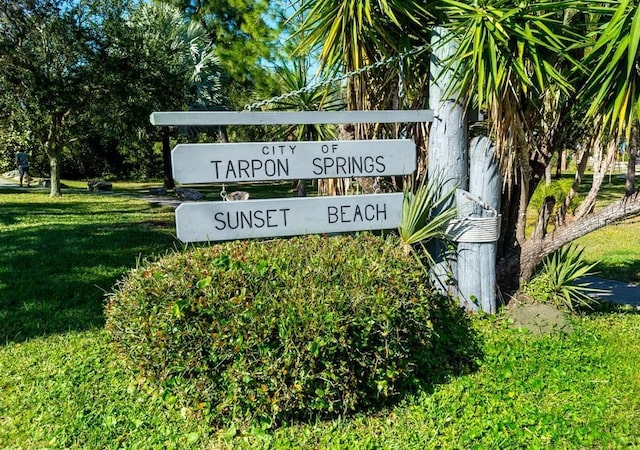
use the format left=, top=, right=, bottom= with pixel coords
left=196, top=276, right=211, bottom=289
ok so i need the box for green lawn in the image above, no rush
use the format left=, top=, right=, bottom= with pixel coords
left=1, top=187, right=640, bottom=448
left=0, top=190, right=177, bottom=342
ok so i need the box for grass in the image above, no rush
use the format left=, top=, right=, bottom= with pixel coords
left=577, top=218, right=640, bottom=283
left=1, top=185, right=640, bottom=448
left=0, top=189, right=178, bottom=342
left=64, top=178, right=312, bottom=200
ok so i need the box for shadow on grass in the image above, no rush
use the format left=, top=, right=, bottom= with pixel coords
left=0, top=195, right=178, bottom=344
left=594, top=258, right=640, bottom=285
left=590, top=300, right=640, bottom=315
left=418, top=295, right=483, bottom=387
left=166, top=180, right=311, bottom=200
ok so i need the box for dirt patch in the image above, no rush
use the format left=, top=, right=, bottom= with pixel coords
left=507, top=294, right=573, bottom=335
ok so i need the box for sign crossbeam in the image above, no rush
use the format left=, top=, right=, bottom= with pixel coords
left=151, top=110, right=433, bottom=126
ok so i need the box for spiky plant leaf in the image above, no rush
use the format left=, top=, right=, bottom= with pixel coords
left=531, top=243, right=604, bottom=311
left=398, top=177, right=457, bottom=259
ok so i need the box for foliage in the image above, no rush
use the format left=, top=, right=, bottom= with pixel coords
left=267, top=57, right=344, bottom=141
left=0, top=0, right=94, bottom=195
left=398, top=177, right=457, bottom=255
left=440, top=0, right=576, bottom=110
left=2, top=188, right=640, bottom=447
left=528, top=178, right=573, bottom=214
left=0, top=0, right=225, bottom=187
left=4, top=305, right=640, bottom=448
left=105, top=233, right=474, bottom=427
left=165, top=0, right=284, bottom=109
left=292, top=0, right=431, bottom=73
left=523, top=243, right=602, bottom=311
left=581, top=0, right=640, bottom=139
left=291, top=0, right=433, bottom=154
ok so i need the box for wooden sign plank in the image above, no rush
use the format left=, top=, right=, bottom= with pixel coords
left=175, top=193, right=403, bottom=242
left=151, top=110, right=434, bottom=126
left=171, top=140, right=415, bottom=184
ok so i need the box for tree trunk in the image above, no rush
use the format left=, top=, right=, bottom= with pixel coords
left=556, top=145, right=589, bottom=226
left=499, top=191, right=640, bottom=282
left=626, top=124, right=637, bottom=196
left=545, top=163, right=552, bottom=186
left=556, top=148, right=567, bottom=178
left=218, top=126, right=228, bottom=143
left=574, top=138, right=616, bottom=219
left=296, top=179, right=307, bottom=197
left=48, top=149, right=62, bottom=198
left=532, top=196, right=555, bottom=240
left=44, top=111, right=68, bottom=198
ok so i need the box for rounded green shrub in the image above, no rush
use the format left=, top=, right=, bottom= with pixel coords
left=105, top=233, right=448, bottom=426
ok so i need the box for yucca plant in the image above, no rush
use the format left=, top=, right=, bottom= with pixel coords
left=524, top=243, right=603, bottom=311
left=398, top=177, right=457, bottom=258
left=580, top=0, right=640, bottom=140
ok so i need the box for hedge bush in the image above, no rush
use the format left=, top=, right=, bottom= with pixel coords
left=105, top=233, right=472, bottom=427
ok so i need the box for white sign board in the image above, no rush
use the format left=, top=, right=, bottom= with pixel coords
left=151, top=110, right=434, bottom=126
left=175, top=193, right=403, bottom=242
left=171, top=140, right=416, bottom=184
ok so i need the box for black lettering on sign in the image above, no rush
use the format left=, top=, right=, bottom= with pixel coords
left=210, top=160, right=222, bottom=178
left=262, top=145, right=297, bottom=155
left=375, top=155, right=386, bottom=173
left=238, top=160, right=251, bottom=178
left=336, top=156, right=348, bottom=175
left=218, top=159, right=290, bottom=180
left=326, top=202, right=388, bottom=224
left=311, top=156, right=387, bottom=176
left=213, top=208, right=291, bottom=230
left=312, top=157, right=323, bottom=176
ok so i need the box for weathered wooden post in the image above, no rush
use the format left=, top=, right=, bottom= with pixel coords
left=428, top=26, right=468, bottom=294
left=454, top=136, right=501, bottom=313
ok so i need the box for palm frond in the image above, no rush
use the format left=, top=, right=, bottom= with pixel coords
left=581, top=0, right=640, bottom=139
left=398, top=176, right=457, bottom=257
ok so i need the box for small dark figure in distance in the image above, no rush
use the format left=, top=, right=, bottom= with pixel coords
left=15, top=151, right=30, bottom=187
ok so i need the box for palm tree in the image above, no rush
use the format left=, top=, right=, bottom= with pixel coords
left=442, top=0, right=640, bottom=284
left=130, top=2, right=224, bottom=189
left=267, top=57, right=345, bottom=196
left=293, top=0, right=640, bottom=289
left=581, top=0, right=640, bottom=193
left=435, top=0, right=586, bottom=282
left=292, top=0, right=433, bottom=192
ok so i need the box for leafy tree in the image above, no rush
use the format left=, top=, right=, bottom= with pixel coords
left=436, top=0, right=586, bottom=283
left=164, top=0, right=285, bottom=108
left=440, top=0, right=640, bottom=284
left=0, top=0, right=223, bottom=193
left=0, top=0, right=97, bottom=196
left=107, top=1, right=224, bottom=188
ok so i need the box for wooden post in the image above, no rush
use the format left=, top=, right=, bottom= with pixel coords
left=457, top=136, right=501, bottom=313
left=162, top=128, right=175, bottom=190
left=427, top=26, right=468, bottom=293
